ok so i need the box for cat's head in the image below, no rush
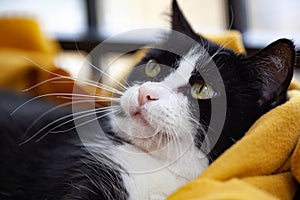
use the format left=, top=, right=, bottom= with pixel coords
left=109, top=0, right=295, bottom=160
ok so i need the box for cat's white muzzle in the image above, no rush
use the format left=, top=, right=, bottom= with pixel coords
left=111, top=81, right=194, bottom=152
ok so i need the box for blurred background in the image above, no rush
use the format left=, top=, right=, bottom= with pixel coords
left=0, top=0, right=299, bottom=80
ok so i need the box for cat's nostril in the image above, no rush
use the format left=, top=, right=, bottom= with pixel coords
left=138, top=87, right=159, bottom=106
left=146, top=95, right=158, bottom=101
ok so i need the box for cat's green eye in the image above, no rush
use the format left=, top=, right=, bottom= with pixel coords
left=190, top=82, right=217, bottom=99
left=145, top=59, right=161, bottom=77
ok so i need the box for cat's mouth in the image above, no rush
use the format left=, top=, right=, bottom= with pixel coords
left=132, top=110, right=149, bottom=126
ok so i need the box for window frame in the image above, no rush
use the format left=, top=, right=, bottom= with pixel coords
left=57, top=0, right=299, bottom=68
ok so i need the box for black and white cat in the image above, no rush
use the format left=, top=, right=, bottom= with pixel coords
left=0, top=1, right=295, bottom=199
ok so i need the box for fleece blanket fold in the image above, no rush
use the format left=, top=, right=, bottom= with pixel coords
left=1, top=17, right=300, bottom=200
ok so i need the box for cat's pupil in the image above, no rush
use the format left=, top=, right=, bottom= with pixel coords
left=198, top=84, right=204, bottom=93
left=145, top=59, right=161, bottom=77
left=190, top=82, right=217, bottom=99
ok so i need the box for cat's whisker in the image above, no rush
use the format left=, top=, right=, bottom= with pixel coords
left=98, top=53, right=132, bottom=89
left=22, top=76, right=68, bottom=92
left=36, top=109, right=121, bottom=142
left=11, top=92, right=120, bottom=116
left=34, top=109, right=120, bottom=143
left=19, top=106, right=119, bottom=145
left=72, top=80, right=125, bottom=96
left=171, top=135, right=180, bottom=160
left=22, top=99, right=116, bottom=139
left=167, top=130, right=178, bottom=159
left=57, top=96, right=121, bottom=103
left=165, top=129, right=173, bottom=159
left=171, top=133, right=180, bottom=154
left=164, top=132, right=170, bottom=158
left=156, top=117, right=169, bottom=148
left=50, top=107, right=120, bottom=134
left=75, top=50, right=130, bottom=90
left=20, top=56, right=95, bottom=88
left=21, top=56, right=125, bottom=96
left=55, top=106, right=119, bottom=130
left=209, top=37, right=236, bottom=62
left=156, top=131, right=164, bottom=149
left=50, top=79, right=125, bottom=93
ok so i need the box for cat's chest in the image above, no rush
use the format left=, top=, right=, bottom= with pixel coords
left=111, top=143, right=208, bottom=200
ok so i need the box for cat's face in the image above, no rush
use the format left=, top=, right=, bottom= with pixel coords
left=109, top=0, right=295, bottom=160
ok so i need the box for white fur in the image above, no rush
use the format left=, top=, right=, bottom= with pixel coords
left=163, top=46, right=200, bottom=89
left=109, top=48, right=209, bottom=199
left=111, top=143, right=207, bottom=200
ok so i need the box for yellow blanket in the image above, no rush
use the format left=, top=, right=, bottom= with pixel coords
left=1, top=17, right=300, bottom=200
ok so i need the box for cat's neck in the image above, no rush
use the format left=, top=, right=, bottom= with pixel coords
left=111, top=142, right=208, bottom=200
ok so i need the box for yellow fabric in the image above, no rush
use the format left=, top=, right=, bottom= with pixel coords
left=203, top=30, right=246, bottom=54
left=0, top=17, right=87, bottom=104
left=0, top=17, right=60, bottom=54
left=168, top=178, right=281, bottom=200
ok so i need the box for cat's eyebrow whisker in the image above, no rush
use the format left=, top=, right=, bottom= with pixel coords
left=209, top=37, right=235, bottom=62
left=196, top=37, right=235, bottom=74
left=73, top=40, right=130, bottom=90
left=75, top=50, right=130, bottom=90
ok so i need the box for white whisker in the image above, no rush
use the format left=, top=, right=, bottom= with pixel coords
left=10, top=93, right=120, bottom=116
left=21, top=56, right=125, bottom=95
left=19, top=106, right=119, bottom=145
left=74, top=51, right=130, bottom=90
left=57, top=96, right=121, bottom=102
left=22, top=76, right=66, bottom=92
left=21, top=100, right=113, bottom=139
left=35, top=109, right=120, bottom=143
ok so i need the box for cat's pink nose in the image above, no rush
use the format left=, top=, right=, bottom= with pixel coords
left=138, top=83, right=166, bottom=106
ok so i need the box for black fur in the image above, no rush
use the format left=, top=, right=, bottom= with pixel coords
left=0, top=91, right=128, bottom=200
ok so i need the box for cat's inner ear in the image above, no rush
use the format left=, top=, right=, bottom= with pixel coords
left=248, top=39, right=295, bottom=105
left=171, top=0, right=195, bottom=36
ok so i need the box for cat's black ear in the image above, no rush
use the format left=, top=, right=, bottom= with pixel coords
left=248, top=39, right=295, bottom=106
left=172, top=0, right=195, bottom=36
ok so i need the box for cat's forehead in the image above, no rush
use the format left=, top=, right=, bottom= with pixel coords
left=162, top=45, right=204, bottom=88
left=130, top=41, right=236, bottom=88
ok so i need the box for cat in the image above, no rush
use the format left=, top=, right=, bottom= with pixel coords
left=0, top=0, right=295, bottom=199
